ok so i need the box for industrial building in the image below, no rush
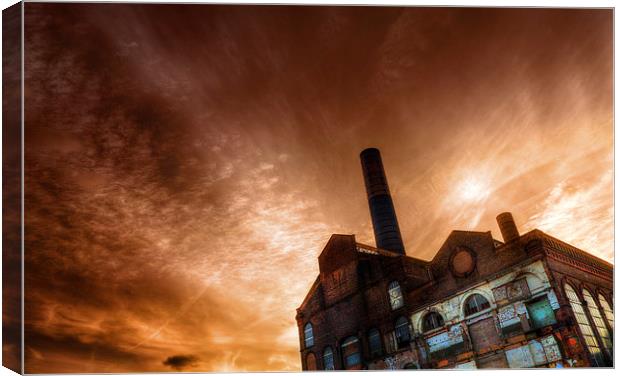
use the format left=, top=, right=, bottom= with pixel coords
left=296, top=148, right=613, bottom=369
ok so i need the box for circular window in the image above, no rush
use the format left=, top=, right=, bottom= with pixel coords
left=450, top=247, right=476, bottom=277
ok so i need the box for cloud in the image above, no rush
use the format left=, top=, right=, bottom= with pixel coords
left=21, top=4, right=611, bottom=373
left=163, top=355, right=199, bottom=370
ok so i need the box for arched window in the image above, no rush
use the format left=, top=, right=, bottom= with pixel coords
left=322, top=347, right=334, bottom=370
left=368, top=328, right=382, bottom=357
left=306, top=352, right=317, bottom=370
left=583, top=289, right=612, bottom=356
left=464, top=294, right=490, bottom=316
left=304, top=323, right=314, bottom=348
left=395, top=316, right=411, bottom=348
left=422, top=311, right=445, bottom=332
left=564, top=284, right=605, bottom=366
left=598, top=293, right=614, bottom=330
left=388, top=281, right=404, bottom=310
left=340, top=336, right=361, bottom=369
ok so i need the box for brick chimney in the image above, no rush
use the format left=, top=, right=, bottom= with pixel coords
left=496, top=212, right=520, bottom=243
left=360, top=148, right=405, bottom=255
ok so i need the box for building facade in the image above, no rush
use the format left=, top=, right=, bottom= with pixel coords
left=296, top=148, right=613, bottom=369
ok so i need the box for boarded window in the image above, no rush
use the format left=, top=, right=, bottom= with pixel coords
left=506, top=345, right=535, bottom=368
left=368, top=329, right=382, bottom=357
left=341, top=336, right=361, bottom=369
left=395, top=317, right=411, bottom=348
left=306, top=352, right=317, bottom=370
left=464, top=294, right=490, bottom=317
left=304, top=323, right=314, bottom=348
left=526, top=297, right=556, bottom=329
left=423, top=312, right=445, bottom=332
left=476, top=352, right=508, bottom=368
left=564, top=284, right=605, bottom=366
left=388, top=281, right=404, bottom=310
left=468, top=317, right=501, bottom=353
left=598, top=294, right=613, bottom=330
left=323, top=347, right=334, bottom=370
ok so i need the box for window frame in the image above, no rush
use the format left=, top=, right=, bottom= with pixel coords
left=422, top=311, right=445, bottom=332
left=322, top=347, right=334, bottom=370
left=304, top=323, right=314, bottom=348
left=564, top=283, right=606, bottom=366
left=388, top=281, right=404, bottom=310
left=368, top=328, right=383, bottom=358
left=394, top=316, right=412, bottom=348
left=464, top=293, right=491, bottom=317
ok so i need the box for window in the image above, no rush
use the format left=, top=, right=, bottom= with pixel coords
left=341, top=336, right=361, bottom=369
left=598, top=294, right=614, bottom=330
left=388, top=281, right=404, bottom=310
left=422, top=312, right=445, bottom=332
left=395, top=316, right=411, bottom=348
left=583, top=289, right=612, bottom=357
left=564, top=284, right=605, bottom=366
left=368, top=328, right=382, bottom=357
left=304, top=323, right=314, bottom=348
left=322, top=347, right=334, bottom=370
left=464, top=294, right=490, bottom=316
left=306, top=352, right=317, bottom=370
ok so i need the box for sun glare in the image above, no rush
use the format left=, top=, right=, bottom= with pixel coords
left=460, top=178, right=491, bottom=202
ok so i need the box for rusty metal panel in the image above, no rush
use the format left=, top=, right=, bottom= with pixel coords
left=476, top=352, right=508, bottom=368
left=468, top=317, right=501, bottom=352
left=506, top=345, right=535, bottom=368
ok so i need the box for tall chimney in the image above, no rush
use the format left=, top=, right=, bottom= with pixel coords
left=360, top=148, right=406, bottom=255
left=496, top=212, right=520, bottom=243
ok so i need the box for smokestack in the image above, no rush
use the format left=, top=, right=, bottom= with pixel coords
left=496, top=212, right=520, bottom=243
left=360, top=148, right=405, bottom=255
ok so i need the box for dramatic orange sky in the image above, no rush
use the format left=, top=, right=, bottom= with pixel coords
left=21, top=4, right=612, bottom=373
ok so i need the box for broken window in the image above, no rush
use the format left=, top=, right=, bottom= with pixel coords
left=564, top=283, right=606, bottom=366
left=395, top=316, right=411, bottom=348
left=464, top=293, right=490, bottom=317
left=525, top=297, right=556, bottom=329
left=323, top=347, right=334, bottom=370
left=304, top=323, right=314, bottom=348
left=341, top=336, right=361, bottom=369
left=598, top=294, right=614, bottom=330
left=422, top=312, right=445, bottom=332
left=583, top=289, right=612, bottom=357
left=388, top=281, right=404, bottom=310
left=368, top=328, right=383, bottom=357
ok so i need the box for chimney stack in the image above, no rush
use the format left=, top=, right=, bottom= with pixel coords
left=360, top=148, right=405, bottom=255
left=496, top=212, right=520, bottom=243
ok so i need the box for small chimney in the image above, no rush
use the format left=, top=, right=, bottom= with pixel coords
left=360, top=148, right=405, bottom=255
left=496, top=212, right=520, bottom=243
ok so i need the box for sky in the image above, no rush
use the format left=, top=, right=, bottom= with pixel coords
left=18, top=4, right=612, bottom=373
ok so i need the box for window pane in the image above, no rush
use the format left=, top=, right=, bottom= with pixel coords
left=598, top=294, right=614, bottom=330
left=341, top=336, right=361, bottom=369
left=465, top=294, right=490, bottom=316
left=368, top=329, right=382, bottom=357
left=323, top=347, right=334, bottom=370
left=395, top=317, right=411, bottom=347
left=564, top=284, right=605, bottom=366
left=304, top=323, right=314, bottom=348
left=583, top=290, right=612, bottom=356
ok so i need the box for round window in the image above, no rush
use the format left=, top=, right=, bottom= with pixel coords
left=450, top=247, right=475, bottom=277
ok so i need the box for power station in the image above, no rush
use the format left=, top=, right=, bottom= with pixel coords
left=296, top=148, right=613, bottom=369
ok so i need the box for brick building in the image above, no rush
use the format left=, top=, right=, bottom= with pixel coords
left=296, top=148, right=613, bottom=370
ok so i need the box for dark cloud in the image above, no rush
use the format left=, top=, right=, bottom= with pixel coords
left=21, top=3, right=611, bottom=373
left=163, top=355, right=199, bottom=371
